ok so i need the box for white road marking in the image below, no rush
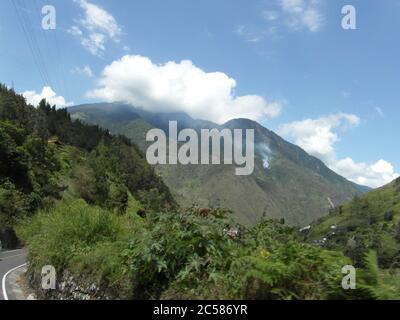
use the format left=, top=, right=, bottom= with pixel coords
left=2, top=263, right=27, bottom=300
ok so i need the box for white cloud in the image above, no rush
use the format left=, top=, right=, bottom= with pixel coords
left=279, top=0, right=324, bottom=32
left=80, top=32, right=106, bottom=56
left=69, top=0, right=122, bottom=56
left=237, top=1, right=324, bottom=43
left=23, top=86, right=73, bottom=108
left=76, top=0, right=121, bottom=38
left=279, top=113, right=399, bottom=188
left=72, top=65, right=94, bottom=77
left=258, top=0, right=324, bottom=35
left=279, top=113, right=360, bottom=163
left=280, top=0, right=306, bottom=13
left=87, top=55, right=284, bottom=124
left=332, top=158, right=398, bottom=189
left=236, top=1, right=324, bottom=44
left=68, top=25, right=83, bottom=36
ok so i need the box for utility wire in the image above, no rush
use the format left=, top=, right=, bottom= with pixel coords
left=11, top=0, right=47, bottom=88
left=18, top=0, right=53, bottom=88
left=33, top=0, right=64, bottom=95
left=12, top=0, right=53, bottom=89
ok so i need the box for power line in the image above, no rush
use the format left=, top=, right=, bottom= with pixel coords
left=18, top=0, right=53, bottom=88
left=11, top=0, right=73, bottom=105
left=32, top=0, right=58, bottom=88
left=11, top=0, right=47, bottom=88
left=11, top=0, right=54, bottom=89
left=33, top=0, right=64, bottom=94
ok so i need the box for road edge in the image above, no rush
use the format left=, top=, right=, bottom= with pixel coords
left=2, top=263, right=27, bottom=300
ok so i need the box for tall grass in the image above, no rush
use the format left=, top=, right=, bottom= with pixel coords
left=17, top=200, right=137, bottom=298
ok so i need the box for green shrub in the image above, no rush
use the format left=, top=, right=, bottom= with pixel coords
left=220, top=220, right=352, bottom=300
left=122, top=210, right=354, bottom=300
left=17, top=200, right=137, bottom=299
left=353, top=251, right=400, bottom=300
left=124, top=206, right=240, bottom=299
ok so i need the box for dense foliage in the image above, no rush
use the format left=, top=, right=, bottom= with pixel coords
left=18, top=200, right=363, bottom=300
left=0, top=84, right=175, bottom=245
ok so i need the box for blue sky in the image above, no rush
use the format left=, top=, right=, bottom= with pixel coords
left=0, top=0, right=399, bottom=187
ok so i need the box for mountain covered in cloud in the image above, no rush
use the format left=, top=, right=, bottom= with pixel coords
left=69, top=102, right=369, bottom=226
left=85, top=55, right=285, bottom=124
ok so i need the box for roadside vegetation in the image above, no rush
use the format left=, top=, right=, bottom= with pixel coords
left=0, top=84, right=174, bottom=247
left=18, top=199, right=400, bottom=300
left=17, top=200, right=363, bottom=300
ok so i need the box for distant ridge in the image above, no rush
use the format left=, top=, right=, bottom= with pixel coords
left=69, top=103, right=370, bottom=225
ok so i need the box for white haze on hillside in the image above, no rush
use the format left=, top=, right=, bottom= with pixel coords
left=257, top=143, right=273, bottom=169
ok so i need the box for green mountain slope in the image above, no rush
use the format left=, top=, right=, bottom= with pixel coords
left=69, top=103, right=368, bottom=226
left=0, top=86, right=175, bottom=248
left=308, top=178, right=400, bottom=267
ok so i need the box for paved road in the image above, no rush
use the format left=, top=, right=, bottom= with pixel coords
left=0, top=249, right=27, bottom=300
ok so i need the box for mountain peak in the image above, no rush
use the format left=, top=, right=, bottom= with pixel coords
left=223, top=118, right=261, bottom=130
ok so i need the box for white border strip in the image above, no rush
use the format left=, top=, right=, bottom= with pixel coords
left=2, top=263, right=27, bottom=300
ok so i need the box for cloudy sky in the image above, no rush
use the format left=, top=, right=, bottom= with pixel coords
left=0, top=0, right=399, bottom=188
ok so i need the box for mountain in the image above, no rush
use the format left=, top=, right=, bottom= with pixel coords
left=308, top=177, right=400, bottom=268
left=69, top=103, right=369, bottom=226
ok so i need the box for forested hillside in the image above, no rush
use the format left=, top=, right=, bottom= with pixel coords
left=0, top=84, right=175, bottom=247
left=309, top=178, right=400, bottom=268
